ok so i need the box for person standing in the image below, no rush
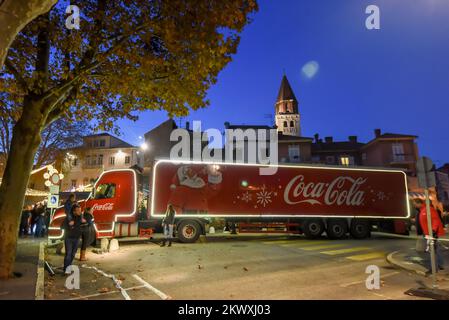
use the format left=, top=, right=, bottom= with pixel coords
left=64, top=193, right=76, bottom=221
left=79, top=207, right=94, bottom=261
left=19, top=205, right=32, bottom=237
left=62, top=204, right=85, bottom=274
left=413, top=199, right=425, bottom=252
left=34, top=202, right=46, bottom=238
left=161, top=204, right=176, bottom=247
left=418, top=201, right=446, bottom=272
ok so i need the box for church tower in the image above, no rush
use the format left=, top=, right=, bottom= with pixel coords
left=275, top=75, right=301, bottom=136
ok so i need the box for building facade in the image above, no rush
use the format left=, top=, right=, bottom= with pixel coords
left=61, top=133, right=141, bottom=192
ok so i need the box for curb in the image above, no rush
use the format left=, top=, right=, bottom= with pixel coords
left=386, top=251, right=427, bottom=277
left=34, top=241, right=45, bottom=300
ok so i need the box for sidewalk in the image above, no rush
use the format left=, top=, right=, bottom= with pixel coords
left=0, top=238, right=44, bottom=300
left=387, top=241, right=449, bottom=299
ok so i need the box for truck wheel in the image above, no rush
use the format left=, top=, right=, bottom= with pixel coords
left=350, top=220, right=371, bottom=239
left=303, top=219, right=325, bottom=238
left=326, top=219, right=348, bottom=239
left=177, top=220, right=201, bottom=243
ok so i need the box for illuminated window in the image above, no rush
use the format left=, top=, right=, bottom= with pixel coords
left=340, top=156, right=354, bottom=166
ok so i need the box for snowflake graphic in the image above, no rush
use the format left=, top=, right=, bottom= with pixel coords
left=256, top=185, right=273, bottom=207
left=377, top=191, right=387, bottom=201
left=240, top=191, right=252, bottom=203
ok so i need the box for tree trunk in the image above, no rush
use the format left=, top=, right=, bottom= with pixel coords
left=0, top=0, right=57, bottom=70
left=0, top=99, right=45, bottom=279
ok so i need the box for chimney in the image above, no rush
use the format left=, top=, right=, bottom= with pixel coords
left=325, top=136, right=333, bottom=143
left=185, top=121, right=190, bottom=130
left=314, top=133, right=320, bottom=143
left=374, top=129, right=381, bottom=138
left=348, top=136, right=357, bottom=143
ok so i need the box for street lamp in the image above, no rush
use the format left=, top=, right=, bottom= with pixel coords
left=140, top=142, right=149, bottom=151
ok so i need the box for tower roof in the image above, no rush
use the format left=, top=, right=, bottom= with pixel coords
left=276, top=75, right=297, bottom=102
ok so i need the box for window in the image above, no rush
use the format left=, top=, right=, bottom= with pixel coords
left=98, top=154, right=103, bottom=165
left=288, top=145, right=300, bottom=163
left=94, top=183, right=116, bottom=199
left=283, top=121, right=288, bottom=128
left=72, top=158, right=78, bottom=166
left=362, top=153, right=367, bottom=162
left=125, top=156, right=130, bottom=164
left=86, top=155, right=91, bottom=165
left=109, top=156, right=115, bottom=165
left=312, top=156, right=320, bottom=163
left=93, top=140, right=99, bottom=147
left=326, top=156, right=335, bottom=164
left=290, top=121, right=295, bottom=127
left=392, top=143, right=405, bottom=161
left=340, top=156, right=354, bottom=166
left=83, top=178, right=89, bottom=186
left=91, top=154, right=97, bottom=165
left=71, top=180, right=77, bottom=188
left=99, top=139, right=106, bottom=147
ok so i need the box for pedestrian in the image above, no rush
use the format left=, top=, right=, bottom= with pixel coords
left=413, top=199, right=426, bottom=252
left=62, top=203, right=85, bottom=274
left=418, top=200, right=445, bottom=272
left=64, top=193, right=76, bottom=221
left=19, top=205, right=32, bottom=237
left=34, top=202, right=46, bottom=238
left=79, top=207, right=95, bottom=261
left=160, top=204, right=176, bottom=247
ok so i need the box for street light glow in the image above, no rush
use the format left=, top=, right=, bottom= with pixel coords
left=140, top=142, right=149, bottom=151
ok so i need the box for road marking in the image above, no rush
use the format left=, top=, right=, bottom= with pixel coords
left=300, top=244, right=346, bottom=251
left=346, top=251, right=385, bottom=261
left=320, top=247, right=371, bottom=255
left=340, top=271, right=399, bottom=288
left=132, top=274, right=172, bottom=300
left=68, top=285, right=146, bottom=300
left=261, top=240, right=327, bottom=246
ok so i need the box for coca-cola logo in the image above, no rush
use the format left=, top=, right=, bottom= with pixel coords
left=284, top=175, right=366, bottom=207
left=92, top=203, right=114, bottom=211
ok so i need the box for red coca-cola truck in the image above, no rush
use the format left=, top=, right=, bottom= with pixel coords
left=49, top=159, right=411, bottom=243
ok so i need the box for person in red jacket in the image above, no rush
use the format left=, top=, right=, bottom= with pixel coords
left=418, top=201, right=445, bottom=272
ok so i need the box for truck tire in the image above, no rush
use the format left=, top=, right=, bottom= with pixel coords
left=303, top=219, right=325, bottom=238
left=177, top=220, right=202, bottom=243
left=350, top=220, right=371, bottom=239
left=326, top=219, right=348, bottom=239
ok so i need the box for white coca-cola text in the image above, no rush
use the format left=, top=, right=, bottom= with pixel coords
left=92, top=203, right=114, bottom=211
left=284, top=175, right=366, bottom=206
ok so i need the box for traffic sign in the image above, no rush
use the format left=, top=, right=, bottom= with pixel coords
left=49, top=185, right=59, bottom=195
left=47, top=194, right=59, bottom=208
left=416, top=157, right=436, bottom=188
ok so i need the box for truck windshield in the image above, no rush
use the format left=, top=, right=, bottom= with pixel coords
left=94, top=183, right=116, bottom=199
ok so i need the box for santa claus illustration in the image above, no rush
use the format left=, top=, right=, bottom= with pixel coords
left=168, top=164, right=222, bottom=214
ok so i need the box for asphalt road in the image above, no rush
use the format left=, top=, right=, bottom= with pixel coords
left=44, top=232, right=445, bottom=300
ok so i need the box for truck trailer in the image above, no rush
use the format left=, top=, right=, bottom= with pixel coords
left=49, top=159, right=411, bottom=243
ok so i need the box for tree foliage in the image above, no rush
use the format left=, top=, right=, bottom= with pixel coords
left=1, top=0, right=258, bottom=130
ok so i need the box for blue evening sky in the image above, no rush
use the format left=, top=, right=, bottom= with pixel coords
left=116, top=0, right=449, bottom=167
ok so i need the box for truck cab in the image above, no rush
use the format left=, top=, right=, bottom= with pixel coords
left=49, top=169, right=139, bottom=240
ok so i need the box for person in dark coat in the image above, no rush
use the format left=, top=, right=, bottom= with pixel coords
left=79, top=207, right=94, bottom=261
left=34, top=203, right=46, bottom=238
left=161, top=204, right=176, bottom=247
left=19, top=205, right=32, bottom=237
left=62, top=203, right=85, bottom=274
left=64, top=193, right=76, bottom=221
